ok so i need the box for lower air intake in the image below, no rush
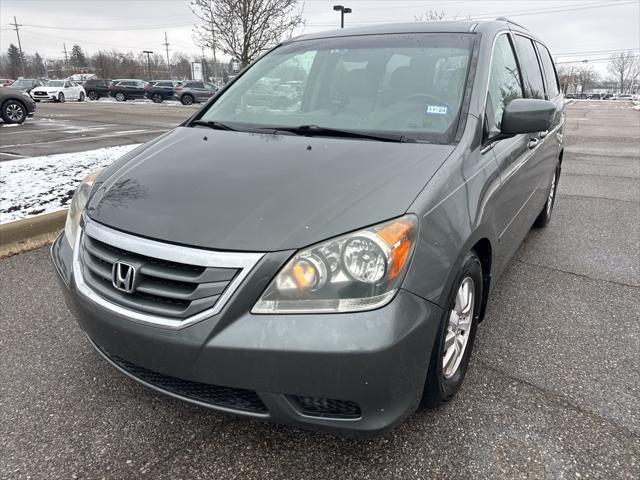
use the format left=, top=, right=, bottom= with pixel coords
left=102, top=348, right=268, bottom=414
left=289, top=395, right=361, bottom=419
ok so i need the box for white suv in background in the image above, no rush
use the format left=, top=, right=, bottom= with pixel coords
left=30, top=79, right=86, bottom=103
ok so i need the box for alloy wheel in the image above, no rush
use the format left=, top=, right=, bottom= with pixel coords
left=5, top=103, right=24, bottom=122
left=443, top=277, right=474, bottom=379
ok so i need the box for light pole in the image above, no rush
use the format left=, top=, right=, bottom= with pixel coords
left=333, top=5, right=352, bottom=28
left=143, top=50, right=154, bottom=81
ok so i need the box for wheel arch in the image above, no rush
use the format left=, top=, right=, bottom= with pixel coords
left=470, top=237, right=492, bottom=323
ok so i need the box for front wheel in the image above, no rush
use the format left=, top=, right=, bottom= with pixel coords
left=1, top=100, right=27, bottom=124
left=58, top=92, right=65, bottom=103
left=87, top=90, right=98, bottom=101
left=181, top=94, right=194, bottom=105
left=115, top=92, right=126, bottom=102
left=77, top=92, right=85, bottom=102
left=421, top=251, right=482, bottom=407
left=152, top=93, right=163, bottom=103
left=533, top=165, right=560, bottom=228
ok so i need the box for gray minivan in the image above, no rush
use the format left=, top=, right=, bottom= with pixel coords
left=52, top=19, right=564, bottom=436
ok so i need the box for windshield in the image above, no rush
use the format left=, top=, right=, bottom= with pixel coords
left=199, top=33, right=474, bottom=143
left=46, top=80, right=64, bottom=87
left=12, top=79, right=33, bottom=87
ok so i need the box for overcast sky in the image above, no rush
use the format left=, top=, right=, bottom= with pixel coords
left=1, top=0, right=639, bottom=76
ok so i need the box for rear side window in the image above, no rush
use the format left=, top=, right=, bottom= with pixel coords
left=536, top=43, right=560, bottom=98
left=513, top=35, right=545, bottom=99
left=190, top=82, right=204, bottom=89
left=157, top=82, right=172, bottom=87
left=486, top=34, right=524, bottom=133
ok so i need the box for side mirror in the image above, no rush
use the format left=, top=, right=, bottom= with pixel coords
left=501, top=98, right=556, bottom=135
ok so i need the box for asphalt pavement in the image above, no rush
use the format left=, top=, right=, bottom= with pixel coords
left=1, top=101, right=639, bottom=479
left=0, top=99, right=196, bottom=161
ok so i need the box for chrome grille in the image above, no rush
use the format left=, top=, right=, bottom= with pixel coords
left=73, top=217, right=264, bottom=329
left=80, top=234, right=237, bottom=319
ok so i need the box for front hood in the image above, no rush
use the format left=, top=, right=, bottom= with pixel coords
left=87, top=127, right=453, bottom=251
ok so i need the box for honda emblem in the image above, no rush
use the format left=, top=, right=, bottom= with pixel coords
left=112, top=262, right=136, bottom=293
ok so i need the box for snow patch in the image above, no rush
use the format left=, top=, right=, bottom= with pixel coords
left=0, top=144, right=140, bottom=224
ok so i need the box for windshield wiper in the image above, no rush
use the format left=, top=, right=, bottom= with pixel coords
left=274, top=125, right=416, bottom=143
left=190, top=120, right=236, bottom=131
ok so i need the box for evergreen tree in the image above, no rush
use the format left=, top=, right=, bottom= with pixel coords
left=33, top=52, right=45, bottom=77
left=7, top=43, right=22, bottom=78
left=69, top=45, right=88, bottom=67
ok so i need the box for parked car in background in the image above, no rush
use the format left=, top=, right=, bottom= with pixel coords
left=587, top=93, right=601, bottom=100
left=30, top=79, right=86, bottom=102
left=0, top=86, right=36, bottom=123
left=83, top=79, right=112, bottom=100
left=613, top=94, right=634, bottom=101
left=9, top=78, right=43, bottom=93
left=602, top=93, right=614, bottom=100
left=109, top=79, right=146, bottom=101
left=0, top=79, right=14, bottom=87
left=174, top=81, right=217, bottom=105
left=144, top=80, right=181, bottom=103
left=53, top=19, right=564, bottom=436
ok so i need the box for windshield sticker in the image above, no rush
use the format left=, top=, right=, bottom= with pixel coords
left=426, top=105, right=448, bottom=115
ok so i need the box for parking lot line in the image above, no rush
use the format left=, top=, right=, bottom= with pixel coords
left=1, top=129, right=168, bottom=148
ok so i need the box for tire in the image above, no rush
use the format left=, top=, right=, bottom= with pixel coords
left=115, top=92, right=126, bottom=102
left=181, top=94, right=194, bottom=105
left=77, top=92, right=85, bottom=102
left=421, top=251, right=482, bottom=408
left=533, top=164, right=560, bottom=228
left=152, top=93, right=164, bottom=103
left=87, top=90, right=99, bottom=101
left=1, top=99, right=27, bottom=124
left=58, top=92, right=65, bottom=103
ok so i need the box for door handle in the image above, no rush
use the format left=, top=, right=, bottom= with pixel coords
left=539, top=130, right=549, bottom=139
left=528, top=138, right=540, bottom=149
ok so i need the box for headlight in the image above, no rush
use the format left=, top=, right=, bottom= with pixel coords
left=252, top=215, right=418, bottom=314
left=64, top=171, right=100, bottom=248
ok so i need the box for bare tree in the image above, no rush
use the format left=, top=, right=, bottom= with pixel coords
left=415, top=9, right=447, bottom=22
left=575, top=66, right=599, bottom=93
left=608, top=51, right=639, bottom=93
left=191, top=0, right=304, bottom=68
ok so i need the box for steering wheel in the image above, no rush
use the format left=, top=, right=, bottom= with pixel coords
left=399, top=93, right=445, bottom=106
left=372, top=92, right=453, bottom=130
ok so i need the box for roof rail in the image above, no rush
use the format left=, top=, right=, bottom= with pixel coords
left=495, top=17, right=529, bottom=31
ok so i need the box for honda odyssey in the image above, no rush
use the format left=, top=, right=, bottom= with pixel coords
left=52, top=19, right=564, bottom=436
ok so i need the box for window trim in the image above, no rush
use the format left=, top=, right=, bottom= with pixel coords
left=534, top=41, right=562, bottom=99
left=481, top=30, right=525, bottom=146
left=512, top=33, right=547, bottom=100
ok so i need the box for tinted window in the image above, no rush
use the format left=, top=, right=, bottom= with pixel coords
left=486, top=34, right=523, bottom=133
left=200, top=33, right=475, bottom=143
left=513, top=35, right=545, bottom=99
left=536, top=43, right=560, bottom=98
left=190, top=82, right=204, bottom=89
left=157, top=82, right=172, bottom=87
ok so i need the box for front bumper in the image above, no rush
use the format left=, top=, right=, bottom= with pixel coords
left=51, top=231, right=442, bottom=436
left=31, top=92, right=57, bottom=101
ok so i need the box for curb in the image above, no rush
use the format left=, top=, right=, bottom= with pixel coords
left=0, top=209, right=67, bottom=258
